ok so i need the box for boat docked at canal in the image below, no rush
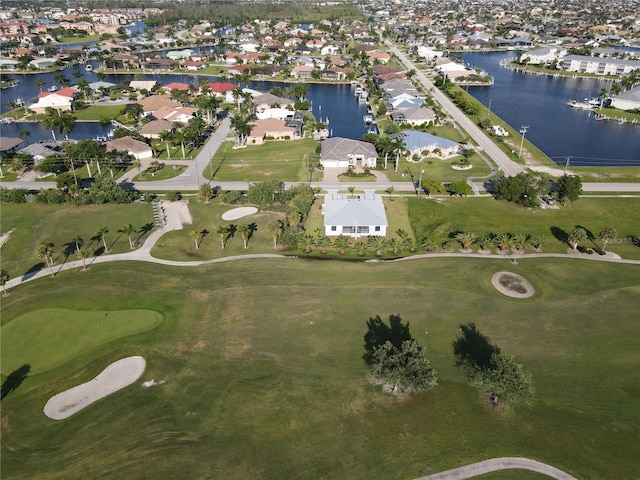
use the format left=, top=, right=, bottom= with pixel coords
left=567, top=99, right=596, bottom=110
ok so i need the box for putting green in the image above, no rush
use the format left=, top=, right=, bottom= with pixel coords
left=1, top=308, right=163, bottom=376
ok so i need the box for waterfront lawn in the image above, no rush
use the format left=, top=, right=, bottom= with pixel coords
left=71, top=105, right=127, bottom=122
left=595, top=107, right=640, bottom=123
left=1, top=258, right=638, bottom=480
left=57, top=34, right=102, bottom=44
left=0, top=203, right=156, bottom=278
left=205, top=138, right=320, bottom=182
left=408, top=196, right=640, bottom=258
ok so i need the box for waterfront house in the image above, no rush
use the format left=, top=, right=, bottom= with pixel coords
left=0, top=137, right=23, bottom=154
left=105, top=136, right=153, bottom=161
left=161, top=82, right=190, bottom=94
left=320, top=137, right=377, bottom=169
left=253, top=93, right=294, bottom=112
left=29, top=57, right=56, bottom=69
left=181, top=61, right=207, bottom=71
left=129, top=80, right=157, bottom=91
left=323, top=193, right=388, bottom=238
left=166, top=49, right=194, bottom=60
left=391, top=107, right=437, bottom=126
left=0, top=58, right=19, bottom=70
left=141, top=58, right=177, bottom=71
left=291, top=65, right=314, bottom=79
left=610, top=86, right=640, bottom=111
left=246, top=118, right=298, bottom=145
left=396, top=130, right=460, bottom=158
left=138, top=95, right=181, bottom=117
left=28, top=88, right=78, bottom=114
left=151, top=105, right=197, bottom=124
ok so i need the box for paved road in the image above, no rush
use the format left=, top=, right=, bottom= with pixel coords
left=384, top=39, right=525, bottom=177
left=414, top=457, right=579, bottom=480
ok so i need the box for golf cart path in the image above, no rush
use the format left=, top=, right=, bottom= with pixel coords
left=5, top=227, right=640, bottom=290
left=414, top=457, right=578, bottom=480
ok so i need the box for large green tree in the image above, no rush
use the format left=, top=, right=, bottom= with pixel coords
left=556, top=174, right=582, bottom=205
left=368, top=340, right=437, bottom=398
left=470, top=353, right=535, bottom=413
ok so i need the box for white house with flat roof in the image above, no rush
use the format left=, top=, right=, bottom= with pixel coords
left=323, top=193, right=388, bottom=238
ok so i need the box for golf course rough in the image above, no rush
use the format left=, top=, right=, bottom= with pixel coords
left=0, top=308, right=163, bottom=376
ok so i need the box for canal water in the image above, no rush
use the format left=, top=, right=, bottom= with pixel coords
left=1, top=68, right=370, bottom=142
left=460, top=51, right=640, bottom=166
left=2, top=50, right=638, bottom=165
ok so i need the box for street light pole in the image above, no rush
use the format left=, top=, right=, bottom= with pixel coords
left=518, top=125, right=529, bottom=158
left=417, top=166, right=424, bottom=197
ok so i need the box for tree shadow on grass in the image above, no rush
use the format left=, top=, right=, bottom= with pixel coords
left=452, top=322, right=501, bottom=372
left=1, top=364, right=30, bottom=401
left=363, top=314, right=413, bottom=366
left=136, top=222, right=154, bottom=245
left=550, top=226, right=568, bottom=246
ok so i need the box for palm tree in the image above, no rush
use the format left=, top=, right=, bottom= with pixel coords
left=317, top=236, right=332, bottom=254
left=56, top=114, right=76, bottom=137
left=96, top=226, right=109, bottom=252
left=333, top=234, right=350, bottom=254
left=598, top=227, right=617, bottom=252
left=368, top=235, right=387, bottom=256
left=402, top=236, right=418, bottom=252
left=18, top=129, right=31, bottom=145
left=118, top=224, right=136, bottom=249
left=43, top=115, right=57, bottom=140
left=266, top=220, right=282, bottom=249
left=347, top=186, right=356, bottom=198
left=34, top=77, right=46, bottom=92
left=527, top=234, right=545, bottom=252
left=478, top=235, right=494, bottom=253
left=421, top=237, right=438, bottom=252
left=77, top=248, right=89, bottom=271
left=455, top=231, right=477, bottom=251
left=238, top=224, right=251, bottom=249
left=0, top=269, right=9, bottom=295
left=37, top=242, right=56, bottom=277
left=54, top=72, right=69, bottom=87
left=511, top=233, right=528, bottom=252
left=159, top=129, right=172, bottom=159
left=217, top=225, right=230, bottom=249
left=493, top=233, right=512, bottom=252
left=172, top=128, right=186, bottom=158
left=199, top=184, right=214, bottom=202
left=190, top=230, right=204, bottom=249
left=388, top=237, right=402, bottom=254
left=376, top=135, right=394, bottom=170
left=352, top=239, right=367, bottom=256
left=72, top=234, right=84, bottom=253
left=568, top=227, right=587, bottom=250
left=299, top=234, right=315, bottom=253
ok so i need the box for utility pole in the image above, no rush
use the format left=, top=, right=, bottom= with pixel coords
left=417, top=163, right=424, bottom=197
left=518, top=125, right=529, bottom=158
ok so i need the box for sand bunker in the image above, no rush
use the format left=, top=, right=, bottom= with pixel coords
left=43, top=356, right=146, bottom=420
left=491, top=271, right=535, bottom=298
left=222, top=206, right=258, bottom=220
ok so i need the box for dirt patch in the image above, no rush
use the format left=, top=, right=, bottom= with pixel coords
left=491, top=271, right=535, bottom=298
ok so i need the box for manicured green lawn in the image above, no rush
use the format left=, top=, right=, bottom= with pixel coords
left=1, top=258, right=638, bottom=479
left=71, top=105, right=126, bottom=122
left=204, top=138, right=321, bottom=182
left=384, top=152, right=493, bottom=183
left=408, top=196, right=640, bottom=258
left=0, top=203, right=156, bottom=277
left=1, top=308, right=163, bottom=375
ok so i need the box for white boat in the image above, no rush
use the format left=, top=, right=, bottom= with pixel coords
left=48, top=85, right=58, bottom=92
left=85, top=64, right=93, bottom=71
left=354, top=86, right=363, bottom=96
left=567, top=100, right=595, bottom=110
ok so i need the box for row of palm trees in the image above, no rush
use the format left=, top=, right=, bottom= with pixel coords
left=449, top=232, right=546, bottom=253
left=36, top=224, right=145, bottom=277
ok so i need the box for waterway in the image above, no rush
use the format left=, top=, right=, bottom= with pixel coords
left=460, top=51, right=640, bottom=166
left=1, top=68, right=370, bottom=142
